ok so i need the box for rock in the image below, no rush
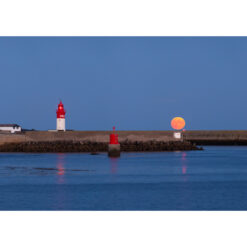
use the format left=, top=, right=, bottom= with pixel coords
left=0, top=140, right=202, bottom=153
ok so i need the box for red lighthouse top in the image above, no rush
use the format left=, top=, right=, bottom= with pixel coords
left=56, top=101, right=66, bottom=119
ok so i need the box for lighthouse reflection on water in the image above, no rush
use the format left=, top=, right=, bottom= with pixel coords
left=56, top=153, right=66, bottom=184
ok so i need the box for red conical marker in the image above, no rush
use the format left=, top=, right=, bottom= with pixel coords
left=110, top=126, right=119, bottom=144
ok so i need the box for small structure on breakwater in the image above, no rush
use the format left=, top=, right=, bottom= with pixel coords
left=108, top=127, right=121, bottom=157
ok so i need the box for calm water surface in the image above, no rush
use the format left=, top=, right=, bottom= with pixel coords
left=1, top=146, right=247, bottom=210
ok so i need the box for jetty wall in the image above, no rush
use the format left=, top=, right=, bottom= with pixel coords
left=184, top=130, right=247, bottom=145
left=1, top=130, right=247, bottom=145
left=0, top=131, right=175, bottom=145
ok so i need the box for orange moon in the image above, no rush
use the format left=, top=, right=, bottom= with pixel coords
left=171, top=117, right=186, bottom=130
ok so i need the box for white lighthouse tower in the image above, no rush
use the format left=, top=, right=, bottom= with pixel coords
left=56, top=101, right=66, bottom=131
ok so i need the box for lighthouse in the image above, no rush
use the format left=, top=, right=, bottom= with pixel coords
left=56, top=101, right=66, bottom=131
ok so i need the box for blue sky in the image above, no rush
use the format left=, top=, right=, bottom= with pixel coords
left=0, top=37, right=246, bottom=130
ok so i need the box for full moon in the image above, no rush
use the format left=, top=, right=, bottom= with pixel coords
left=171, top=117, right=186, bottom=130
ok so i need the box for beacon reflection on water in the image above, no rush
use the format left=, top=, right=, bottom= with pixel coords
left=56, top=153, right=66, bottom=183
left=109, top=157, right=119, bottom=174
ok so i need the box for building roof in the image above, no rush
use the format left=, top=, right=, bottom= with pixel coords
left=0, top=124, right=20, bottom=127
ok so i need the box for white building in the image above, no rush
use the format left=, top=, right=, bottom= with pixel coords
left=0, top=124, right=22, bottom=133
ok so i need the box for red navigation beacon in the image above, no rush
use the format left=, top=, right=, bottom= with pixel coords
left=109, top=126, right=119, bottom=144
left=108, top=126, right=120, bottom=157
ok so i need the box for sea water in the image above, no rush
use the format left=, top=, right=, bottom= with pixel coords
left=0, top=146, right=247, bottom=210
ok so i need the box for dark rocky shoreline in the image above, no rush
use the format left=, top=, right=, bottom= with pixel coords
left=0, top=141, right=202, bottom=153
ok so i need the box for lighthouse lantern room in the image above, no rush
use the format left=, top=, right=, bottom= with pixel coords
left=56, top=101, right=66, bottom=131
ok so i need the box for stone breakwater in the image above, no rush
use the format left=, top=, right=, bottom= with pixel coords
left=0, top=141, right=202, bottom=153
left=0, top=131, right=177, bottom=145
left=183, top=130, right=247, bottom=145
left=2, top=130, right=247, bottom=147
